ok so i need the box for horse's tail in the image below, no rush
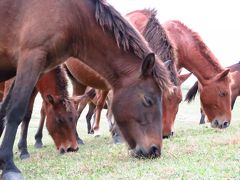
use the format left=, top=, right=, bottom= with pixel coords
left=185, top=81, right=199, bottom=103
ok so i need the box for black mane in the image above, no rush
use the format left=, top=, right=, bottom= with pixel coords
left=95, top=0, right=149, bottom=59
left=142, top=9, right=179, bottom=85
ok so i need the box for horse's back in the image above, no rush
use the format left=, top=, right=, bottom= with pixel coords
left=0, top=0, right=96, bottom=74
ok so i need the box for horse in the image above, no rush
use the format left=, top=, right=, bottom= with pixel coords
left=0, top=0, right=172, bottom=178
left=2, top=66, right=79, bottom=160
left=34, top=87, right=97, bottom=147
left=162, top=20, right=232, bottom=129
left=126, top=9, right=189, bottom=138
left=186, top=62, right=240, bottom=124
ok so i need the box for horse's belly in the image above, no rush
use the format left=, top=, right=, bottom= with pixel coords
left=65, top=58, right=110, bottom=90
left=0, top=56, right=16, bottom=82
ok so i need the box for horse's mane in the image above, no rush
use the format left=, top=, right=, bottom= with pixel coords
left=95, top=0, right=172, bottom=92
left=185, top=81, right=199, bottom=103
left=171, top=20, right=223, bottom=73
left=53, top=66, right=70, bottom=100
left=95, top=0, right=149, bottom=60
left=142, top=9, right=179, bottom=85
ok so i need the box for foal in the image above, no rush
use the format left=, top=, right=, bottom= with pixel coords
left=2, top=66, right=79, bottom=159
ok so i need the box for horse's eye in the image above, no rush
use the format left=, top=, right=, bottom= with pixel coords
left=56, top=117, right=64, bottom=124
left=219, top=91, right=227, bottom=97
left=142, top=95, right=154, bottom=107
left=69, top=117, right=73, bottom=122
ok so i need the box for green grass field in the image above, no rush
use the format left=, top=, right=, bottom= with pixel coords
left=2, top=87, right=240, bottom=179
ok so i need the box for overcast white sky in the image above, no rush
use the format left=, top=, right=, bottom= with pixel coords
left=107, top=0, right=240, bottom=84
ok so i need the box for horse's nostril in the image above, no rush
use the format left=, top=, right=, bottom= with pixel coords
left=149, top=145, right=161, bottom=158
left=171, top=131, right=174, bottom=136
left=213, top=119, right=219, bottom=126
left=67, top=147, right=79, bottom=152
left=223, top=121, right=229, bottom=128
left=59, top=148, right=65, bottom=154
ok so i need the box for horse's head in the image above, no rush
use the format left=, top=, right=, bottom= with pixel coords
left=162, top=72, right=191, bottom=138
left=43, top=95, right=79, bottom=153
left=199, top=69, right=231, bottom=128
left=112, top=53, right=171, bottom=158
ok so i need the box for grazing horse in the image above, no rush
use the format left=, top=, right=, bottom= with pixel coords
left=2, top=66, right=79, bottom=160
left=162, top=20, right=232, bottom=128
left=0, top=0, right=172, bottom=178
left=127, top=9, right=186, bottom=138
left=186, top=62, right=240, bottom=124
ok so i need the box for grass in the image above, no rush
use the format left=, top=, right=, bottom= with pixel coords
left=2, top=87, right=240, bottom=179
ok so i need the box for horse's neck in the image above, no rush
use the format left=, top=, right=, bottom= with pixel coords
left=177, top=48, right=222, bottom=81
left=37, top=70, right=67, bottom=97
left=76, top=50, right=141, bottom=89
left=72, top=24, right=142, bottom=89
left=165, top=23, right=224, bottom=82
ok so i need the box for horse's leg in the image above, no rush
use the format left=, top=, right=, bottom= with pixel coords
left=0, top=49, right=45, bottom=179
left=18, top=89, right=37, bottom=160
left=34, top=101, right=46, bottom=148
left=92, top=90, right=108, bottom=136
left=67, top=73, right=87, bottom=144
left=87, top=102, right=96, bottom=134
left=199, top=108, right=206, bottom=124
left=106, top=94, right=124, bottom=144
left=74, top=98, right=90, bottom=144
left=0, top=80, right=15, bottom=137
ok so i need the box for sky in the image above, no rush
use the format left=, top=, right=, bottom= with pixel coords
left=107, top=0, right=240, bottom=84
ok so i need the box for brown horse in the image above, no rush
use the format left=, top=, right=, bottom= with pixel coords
left=186, top=62, right=240, bottom=124
left=0, top=0, right=171, bottom=178
left=2, top=66, right=79, bottom=159
left=162, top=20, right=232, bottom=128
left=127, top=9, right=188, bottom=138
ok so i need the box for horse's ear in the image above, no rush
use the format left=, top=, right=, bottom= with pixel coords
left=164, top=60, right=172, bottom=69
left=215, top=69, right=230, bottom=81
left=202, top=69, right=230, bottom=85
left=141, top=53, right=155, bottom=77
left=179, top=73, right=192, bottom=84
left=46, top=95, right=55, bottom=105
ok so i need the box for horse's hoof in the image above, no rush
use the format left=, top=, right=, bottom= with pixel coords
left=89, top=129, right=94, bottom=134
left=34, top=142, right=43, bottom=149
left=94, top=129, right=101, bottom=137
left=77, top=139, right=84, bottom=145
left=2, top=171, right=23, bottom=180
left=20, top=153, right=30, bottom=160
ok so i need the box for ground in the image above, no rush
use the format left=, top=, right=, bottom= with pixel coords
left=2, top=87, right=240, bottom=179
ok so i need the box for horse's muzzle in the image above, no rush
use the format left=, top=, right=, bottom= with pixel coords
left=130, top=145, right=161, bottom=159
left=211, top=119, right=230, bottom=129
